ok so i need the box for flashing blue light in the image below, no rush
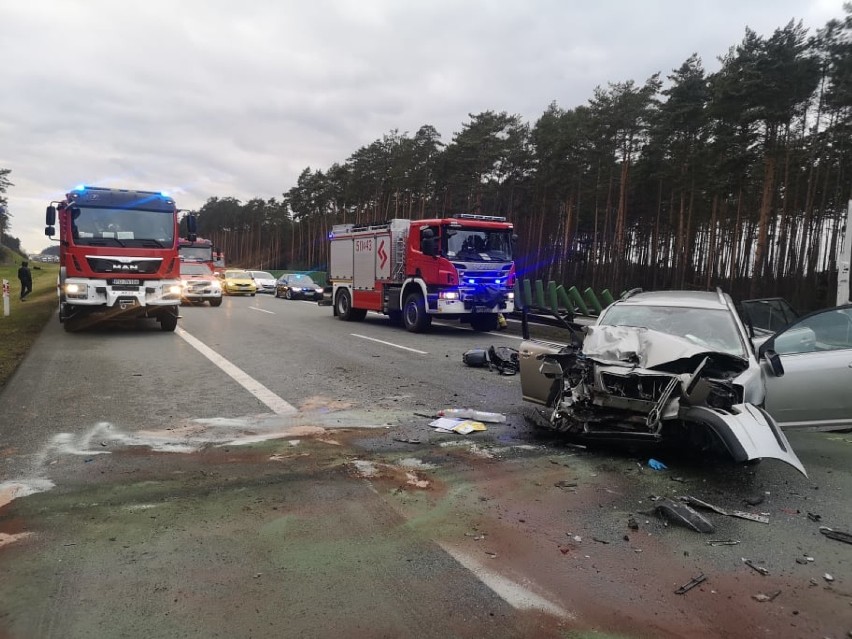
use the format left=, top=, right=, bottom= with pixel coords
left=160, top=190, right=170, bottom=197
left=328, top=232, right=334, bottom=239
left=496, top=279, right=502, bottom=284
left=72, top=184, right=86, bottom=191
left=468, top=278, right=476, bottom=284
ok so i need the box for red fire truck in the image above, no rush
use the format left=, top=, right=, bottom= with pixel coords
left=329, top=214, right=517, bottom=332
left=178, top=237, right=225, bottom=271
left=44, top=186, right=196, bottom=332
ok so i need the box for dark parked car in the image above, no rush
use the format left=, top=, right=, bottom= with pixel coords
left=275, top=274, right=324, bottom=300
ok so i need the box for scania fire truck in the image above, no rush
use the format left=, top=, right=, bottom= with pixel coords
left=45, top=186, right=196, bottom=332
left=329, top=214, right=516, bottom=332
left=178, top=237, right=225, bottom=271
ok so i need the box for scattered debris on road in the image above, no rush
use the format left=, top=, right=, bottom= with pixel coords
left=681, top=495, right=770, bottom=524
left=429, top=417, right=487, bottom=434
left=437, top=408, right=506, bottom=423
left=655, top=498, right=715, bottom=533
left=742, top=558, right=770, bottom=576
left=707, top=539, right=740, bottom=546
left=819, top=527, right=852, bottom=545
left=674, top=573, right=707, bottom=594
left=752, top=590, right=781, bottom=602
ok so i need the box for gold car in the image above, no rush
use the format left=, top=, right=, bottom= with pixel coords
left=219, top=269, right=257, bottom=296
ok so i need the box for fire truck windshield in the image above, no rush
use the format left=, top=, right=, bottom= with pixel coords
left=71, top=206, right=174, bottom=247
left=445, top=229, right=513, bottom=261
left=180, top=245, right=214, bottom=261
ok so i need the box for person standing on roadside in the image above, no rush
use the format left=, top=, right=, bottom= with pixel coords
left=17, top=261, right=32, bottom=301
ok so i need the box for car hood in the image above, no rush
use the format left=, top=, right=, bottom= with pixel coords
left=583, top=325, right=749, bottom=374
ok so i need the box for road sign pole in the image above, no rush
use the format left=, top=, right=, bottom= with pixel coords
left=2, top=279, right=9, bottom=316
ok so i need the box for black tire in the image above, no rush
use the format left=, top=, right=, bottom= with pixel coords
left=403, top=293, right=431, bottom=333
left=250, top=293, right=256, bottom=297
left=209, top=298, right=222, bottom=307
left=160, top=309, right=178, bottom=332
left=285, top=288, right=293, bottom=300
left=336, top=289, right=367, bottom=321
left=470, top=314, right=498, bottom=332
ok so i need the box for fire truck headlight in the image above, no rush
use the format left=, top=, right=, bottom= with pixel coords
left=167, top=285, right=183, bottom=296
left=65, top=283, right=88, bottom=298
left=439, top=291, right=460, bottom=300
left=506, top=292, right=515, bottom=300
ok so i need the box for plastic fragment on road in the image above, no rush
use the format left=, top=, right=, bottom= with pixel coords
left=674, top=573, right=706, bottom=594
left=462, top=348, right=489, bottom=367
left=730, top=511, right=770, bottom=524
left=819, top=526, right=852, bottom=544
left=438, top=409, right=507, bottom=423
left=707, top=539, right=740, bottom=546
left=429, top=417, right=487, bottom=435
left=648, top=458, right=667, bottom=471
left=654, top=498, right=715, bottom=533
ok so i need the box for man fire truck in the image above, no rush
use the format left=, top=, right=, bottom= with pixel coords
left=45, top=185, right=196, bottom=332
left=329, top=214, right=516, bottom=332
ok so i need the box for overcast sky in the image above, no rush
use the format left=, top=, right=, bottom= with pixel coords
left=1, top=0, right=846, bottom=253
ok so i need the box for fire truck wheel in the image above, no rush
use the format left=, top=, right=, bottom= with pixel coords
left=160, top=310, right=179, bottom=332
left=403, top=293, right=431, bottom=333
left=470, top=314, right=498, bottom=332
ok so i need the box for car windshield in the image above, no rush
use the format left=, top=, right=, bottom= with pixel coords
left=181, top=263, right=213, bottom=276
left=225, top=271, right=249, bottom=279
left=599, top=305, right=747, bottom=358
left=251, top=272, right=274, bottom=280
left=288, top=275, right=317, bottom=287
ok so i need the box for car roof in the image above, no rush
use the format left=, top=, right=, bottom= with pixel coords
left=615, top=290, right=730, bottom=310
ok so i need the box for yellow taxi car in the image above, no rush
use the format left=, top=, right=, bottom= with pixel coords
left=219, top=269, right=257, bottom=296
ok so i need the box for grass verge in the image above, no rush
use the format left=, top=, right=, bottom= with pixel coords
left=0, top=262, right=59, bottom=389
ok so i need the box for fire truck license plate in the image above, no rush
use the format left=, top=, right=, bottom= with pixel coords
left=111, top=279, right=141, bottom=286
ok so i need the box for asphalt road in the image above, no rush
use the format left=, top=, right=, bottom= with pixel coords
left=0, top=295, right=850, bottom=638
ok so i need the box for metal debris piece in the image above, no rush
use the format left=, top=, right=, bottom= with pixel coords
left=742, top=558, right=769, bottom=576
left=807, top=512, right=822, bottom=522
left=707, top=539, right=740, bottom=546
left=674, top=573, right=707, bottom=594
left=752, top=590, right=781, bottom=602
left=683, top=496, right=730, bottom=516
left=819, top=526, right=852, bottom=545
left=393, top=437, right=422, bottom=444
left=655, top=498, right=715, bottom=533
left=824, top=573, right=834, bottom=582
left=592, top=537, right=610, bottom=544
left=730, top=511, right=770, bottom=524
left=554, top=480, right=578, bottom=488
left=627, top=516, right=639, bottom=531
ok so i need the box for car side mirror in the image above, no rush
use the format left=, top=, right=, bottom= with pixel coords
left=763, top=349, right=784, bottom=377
left=45, top=205, right=56, bottom=225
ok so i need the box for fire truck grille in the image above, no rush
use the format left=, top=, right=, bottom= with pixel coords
left=454, top=265, right=512, bottom=285
left=87, top=257, right=162, bottom=274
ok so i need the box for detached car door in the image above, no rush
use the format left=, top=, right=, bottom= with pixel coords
left=761, top=305, right=852, bottom=430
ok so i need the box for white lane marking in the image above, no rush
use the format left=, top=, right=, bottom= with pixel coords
left=351, top=333, right=428, bottom=354
left=176, top=328, right=297, bottom=414
left=249, top=306, right=275, bottom=314
left=439, top=544, right=573, bottom=618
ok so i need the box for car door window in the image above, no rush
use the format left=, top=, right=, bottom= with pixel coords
left=773, top=307, right=852, bottom=355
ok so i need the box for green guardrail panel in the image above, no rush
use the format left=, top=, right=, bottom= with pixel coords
left=556, top=285, right=572, bottom=312
left=601, top=289, right=615, bottom=307
left=547, top=281, right=559, bottom=313
left=522, top=279, right=533, bottom=308
left=534, top=280, right=546, bottom=308
left=584, top=287, right=603, bottom=314
left=568, top=286, right=590, bottom=316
